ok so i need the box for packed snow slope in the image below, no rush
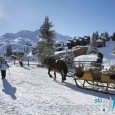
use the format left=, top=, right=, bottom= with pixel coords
left=0, top=62, right=115, bottom=115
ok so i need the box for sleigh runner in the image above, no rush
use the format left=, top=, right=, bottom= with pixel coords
left=73, top=61, right=115, bottom=95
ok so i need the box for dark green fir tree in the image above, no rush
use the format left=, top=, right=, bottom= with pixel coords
left=38, top=16, right=55, bottom=65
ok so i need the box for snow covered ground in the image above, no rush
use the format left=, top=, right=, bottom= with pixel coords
left=0, top=61, right=115, bottom=115
left=0, top=40, right=114, bottom=115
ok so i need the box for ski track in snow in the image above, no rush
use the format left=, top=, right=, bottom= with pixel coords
left=0, top=63, right=115, bottom=115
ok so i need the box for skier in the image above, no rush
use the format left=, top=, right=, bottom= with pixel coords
left=19, top=56, right=23, bottom=67
left=0, top=58, right=9, bottom=79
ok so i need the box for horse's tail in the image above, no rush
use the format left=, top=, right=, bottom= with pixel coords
left=64, top=63, right=68, bottom=75
left=61, top=61, right=68, bottom=76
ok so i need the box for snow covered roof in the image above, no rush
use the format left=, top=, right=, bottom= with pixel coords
left=79, top=38, right=82, bottom=41
left=54, top=49, right=72, bottom=55
left=96, top=39, right=103, bottom=42
left=13, top=49, right=24, bottom=53
left=66, top=40, right=71, bottom=43
left=31, top=44, right=38, bottom=48
left=74, top=54, right=97, bottom=62
left=55, top=40, right=62, bottom=44
left=84, top=37, right=87, bottom=39
left=73, top=39, right=76, bottom=42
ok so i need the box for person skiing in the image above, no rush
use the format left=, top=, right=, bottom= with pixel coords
left=19, top=56, right=23, bottom=67
left=0, top=58, right=9, bottom=79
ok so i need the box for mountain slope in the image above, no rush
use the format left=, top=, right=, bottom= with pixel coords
left=0, top=29, right=71, bottom=55
left=1, top=30, right=71, bottom=42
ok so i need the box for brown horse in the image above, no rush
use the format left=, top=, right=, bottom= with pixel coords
left=44, top=56, right=68, bottom=83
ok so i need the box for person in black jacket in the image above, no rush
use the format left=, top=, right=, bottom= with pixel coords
left=96, top=52, right=103, bottom=64
left=91, top=52, right=103, bottom=67
left=19, top=56, right=23, bottom=67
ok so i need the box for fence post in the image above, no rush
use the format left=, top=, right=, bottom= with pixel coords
left=14, top=59, right=15, bottom=65
left=28, top=60, right=29, bottom=66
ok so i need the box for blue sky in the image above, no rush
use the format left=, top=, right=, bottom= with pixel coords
left=0, top=0, right=115, bottom=37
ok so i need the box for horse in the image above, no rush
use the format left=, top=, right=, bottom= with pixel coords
left=44, top=56, right=68, bottom=83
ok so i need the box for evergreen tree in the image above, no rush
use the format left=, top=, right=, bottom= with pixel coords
left=87, top=37, right=98, bottom=54
left=104, top=32, right=109, bottom=38
left=24, top=47, right=26, bottom=53
left=6, top=45, right=12, bottom=57
left=112, top=32, right=115, bottom=41
left=91, top=31, right=99, bottom=46
left=38, top=16, right=55, bottom=64
left=101, top=32, right=109, bottom=41
left=87, top=31, right=99, bottom=54
left=113, top=46, right=115, bottom=54
left=101, top=32, right=104, bottom=37
left=26, top=46, right=29, bottom=53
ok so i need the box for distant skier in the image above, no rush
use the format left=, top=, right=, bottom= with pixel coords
left=19, top=56, right=23, bottom=67
left=0, top=58, right=9, bottom=79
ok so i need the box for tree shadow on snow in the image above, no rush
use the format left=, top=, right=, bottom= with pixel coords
left=2, top=79, right=17, bottom=100
left=64, top=81, right=111, bottom=100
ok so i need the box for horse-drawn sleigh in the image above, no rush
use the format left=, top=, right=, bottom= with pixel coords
left=73, top=61, right=115, bottom=95
left=44, top=57, right=115, bottom=95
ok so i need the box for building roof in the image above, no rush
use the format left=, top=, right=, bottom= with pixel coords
left=96, top=39, right=103, bottom=42
left=13, top=49, right=24, bottom=53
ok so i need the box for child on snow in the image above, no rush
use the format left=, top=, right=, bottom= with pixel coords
left=0, top=58, right=9, bottom=79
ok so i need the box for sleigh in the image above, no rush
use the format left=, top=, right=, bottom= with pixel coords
left=73, top=61, right=115, bottom=95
